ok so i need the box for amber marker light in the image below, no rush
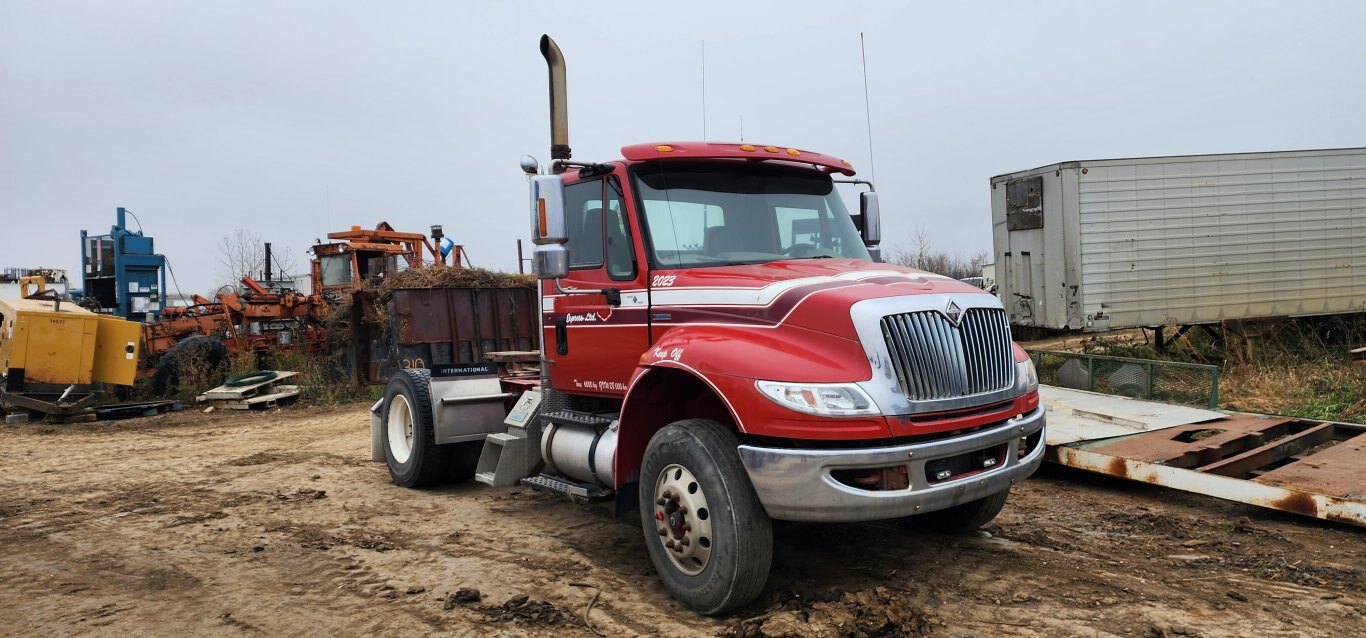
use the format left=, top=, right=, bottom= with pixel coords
left=786, top=148, right=800, bottom=156
left=739, top=144, right=756, bottom=151
left=764, top=146, right=780, bottom=153
left=538, top=198, right=548, bottom=237
left=655, top=145, right=674, bottom=152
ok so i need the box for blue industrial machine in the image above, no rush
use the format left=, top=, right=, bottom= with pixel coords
left=80, top=207, right=167, bottom=323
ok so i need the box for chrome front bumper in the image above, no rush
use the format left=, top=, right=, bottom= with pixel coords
left=737, top=406, right=1046, bottom=522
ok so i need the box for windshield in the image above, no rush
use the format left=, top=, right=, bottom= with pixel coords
left=633, top=162, right=871, bottom=268
left=319, top=254, right=353, bottom=287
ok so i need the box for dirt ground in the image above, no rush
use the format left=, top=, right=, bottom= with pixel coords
left=1, top=404, right=1361, bottom=637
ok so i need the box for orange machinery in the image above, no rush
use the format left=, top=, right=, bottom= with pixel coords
left=143, top=221, right=459, bottom=366
left=142, top=275, right=325, bottom=361
left=311, top=221, right=462, bottom=300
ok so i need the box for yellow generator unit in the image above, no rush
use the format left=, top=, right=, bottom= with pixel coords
left=1, top=278, right=141, bottom=421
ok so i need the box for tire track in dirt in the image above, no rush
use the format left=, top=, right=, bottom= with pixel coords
left=3, top=405, right=1362, bottom=637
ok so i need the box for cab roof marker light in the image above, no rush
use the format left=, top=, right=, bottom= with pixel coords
left=655, top=145, right=674, bottom=152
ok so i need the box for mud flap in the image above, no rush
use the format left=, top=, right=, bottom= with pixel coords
left=369, top=398, right=384, bottom=462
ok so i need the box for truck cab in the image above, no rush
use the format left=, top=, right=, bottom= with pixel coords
left=374, top=35, right=1044, bottom=616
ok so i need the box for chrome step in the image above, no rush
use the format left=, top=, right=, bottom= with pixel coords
left=487, top=432, right=523, bottom=445
left=521, top=474, right=612, bottom=504
left=541, top=410, right=616, bottom=428
left=472, top=390, right=544, bottom=487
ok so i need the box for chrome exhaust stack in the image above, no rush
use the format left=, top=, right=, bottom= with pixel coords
left=539, top=35, right=571, bottom=164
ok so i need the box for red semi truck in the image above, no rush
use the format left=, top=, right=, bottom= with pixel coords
left=374, top=35, right=1045, bottom=614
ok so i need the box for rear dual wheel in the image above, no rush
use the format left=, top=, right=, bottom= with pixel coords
left=639, top=419, right=771, bottom=615
left=382, top=368, right=480, bottom=488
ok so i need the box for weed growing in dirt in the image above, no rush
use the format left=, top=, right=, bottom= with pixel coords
left=258, top=350, right=378, bottom=405
left=162, top=347, right=228, bottom=404
left=1220, top=362, right=1366, bottom=423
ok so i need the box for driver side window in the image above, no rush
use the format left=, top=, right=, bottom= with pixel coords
left=565, top=179, right=605, bottom=269
left=565, top=177, right=637, bottom=279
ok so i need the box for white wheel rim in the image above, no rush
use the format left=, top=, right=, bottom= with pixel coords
left=387, top=394, right=414, bottom=464
left=652, top=463, right=713, bottom=576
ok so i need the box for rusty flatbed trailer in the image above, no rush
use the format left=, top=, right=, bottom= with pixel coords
left=1042, top=386, right=1366, bottom=527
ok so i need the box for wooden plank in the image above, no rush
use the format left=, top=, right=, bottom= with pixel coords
left=484, top=350, right=541, bottom=363
left=241, top=386, right=299, bottom=406
left=203, top=386, right=300, bottom=411
left=197, top=372, right=298, bottom=402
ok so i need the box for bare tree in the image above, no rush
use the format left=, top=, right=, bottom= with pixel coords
left=889, top=227, right=988, bottom=281
left=216, top=227, right=300, bottom=290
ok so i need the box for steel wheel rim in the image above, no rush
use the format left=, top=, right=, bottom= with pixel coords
left=387, top=394, right=414, bottom=464
left=652, top=463, right=713, bottom=576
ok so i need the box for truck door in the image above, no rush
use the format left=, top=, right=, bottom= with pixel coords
left=545, top=172, right=648, bottom=397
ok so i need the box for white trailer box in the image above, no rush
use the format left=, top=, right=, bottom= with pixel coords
left=990, top=148, right=1366, bottom=331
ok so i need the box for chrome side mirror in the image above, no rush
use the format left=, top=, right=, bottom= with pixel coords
left=530, top=174, right=569, bottom=279
left=519, top=155, right=540, bottom=175
left=533, top=246, right=569, bottom=280
left=859, top=191, right=881, bottom=247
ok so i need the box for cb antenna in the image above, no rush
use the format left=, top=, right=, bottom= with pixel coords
left=860, top=32, right=877, bottom=184
left=701, top=40, right=707, bottom=140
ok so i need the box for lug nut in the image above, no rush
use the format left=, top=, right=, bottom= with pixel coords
left=683, top=524, right=692, bottom=532
left=658, top=528, right=667, bottom=536
left=681, top=538, right=690, bottom=546
left=656, top=497, right=667, bottom=506
left=677, top=504, right=688, bottom=514
left=665, top=540, right=675, bottom=549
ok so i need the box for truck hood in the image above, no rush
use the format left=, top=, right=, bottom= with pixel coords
left=650, top=259, right=993, bottom=340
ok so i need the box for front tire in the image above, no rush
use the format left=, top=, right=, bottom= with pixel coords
left=638, top=419, right=771, bottom=615
left=382, top=369, right=479, bottom=487
left=916, top=489, right=1010, bottom=533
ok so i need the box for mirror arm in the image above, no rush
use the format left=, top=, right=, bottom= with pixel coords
left=833, top=178, right=875, bottom=191
left=552, top=159, right=610, bottom=175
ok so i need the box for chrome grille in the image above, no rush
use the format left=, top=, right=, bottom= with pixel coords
left=880, top=307, right=1014, bottom=401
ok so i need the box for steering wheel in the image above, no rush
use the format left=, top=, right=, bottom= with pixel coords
left=784, top=243, right=818, bottom=258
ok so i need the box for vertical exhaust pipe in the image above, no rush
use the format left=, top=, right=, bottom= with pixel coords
left=539, top=35, right=571, bottom=163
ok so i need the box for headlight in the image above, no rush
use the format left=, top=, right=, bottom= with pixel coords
left=1016, top=357, right=1039, bottom=393
left=755, top=381, right=880, bottom=417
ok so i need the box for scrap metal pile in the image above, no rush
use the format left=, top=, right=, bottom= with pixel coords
left=1042, top=386, right=1365, bottom=527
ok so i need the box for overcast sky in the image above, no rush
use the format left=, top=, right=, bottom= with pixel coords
left=3, top=1, right=1364, bottom=294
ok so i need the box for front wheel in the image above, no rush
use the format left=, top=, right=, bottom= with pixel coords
left=915, top=489, right=1010, bottom=533
left=638, top=419, right=771, bottom=615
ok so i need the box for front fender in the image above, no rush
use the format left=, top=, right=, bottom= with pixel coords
left=612, top=324, right=891, bottom=487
